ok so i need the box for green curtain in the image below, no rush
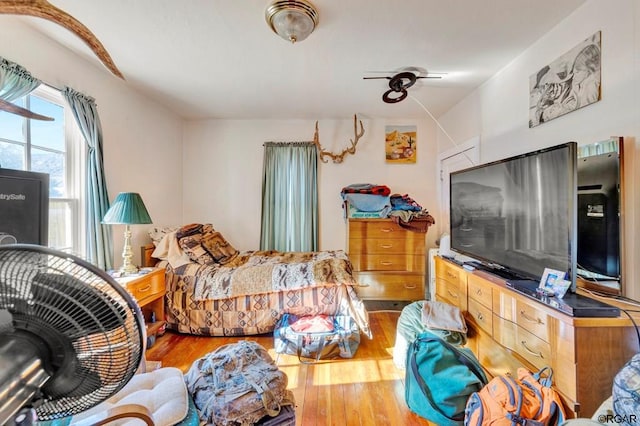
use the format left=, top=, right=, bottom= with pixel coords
left=260, top=142, right=318, bottom=252
left=62, top=87, right=113, bottom=270
left=0, top=56, right=41, bottom=101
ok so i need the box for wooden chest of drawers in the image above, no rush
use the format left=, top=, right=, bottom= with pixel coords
left=116, top=268, right=166, bottom=341
left=347, top=218, right=426, bottom=301
left=434, top=256, right=640, bottom=418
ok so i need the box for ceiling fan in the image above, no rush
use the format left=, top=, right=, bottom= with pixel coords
left=363, top=67, right=445, bottom=103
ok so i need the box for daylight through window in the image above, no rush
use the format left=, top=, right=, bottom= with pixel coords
left=0, top=85, right=83, bottom=254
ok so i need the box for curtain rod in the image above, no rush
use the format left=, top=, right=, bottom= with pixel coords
left=263, top=141, right=314, bottom=146
left=43, top=81, right=63, bottom=92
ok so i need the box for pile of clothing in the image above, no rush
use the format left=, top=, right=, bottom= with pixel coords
left=340, top=183, right=435, bottom=232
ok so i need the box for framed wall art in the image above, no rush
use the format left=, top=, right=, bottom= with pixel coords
left=529, top=31, right=601, bottom=128
left=385, top=125, right=416, bottom=163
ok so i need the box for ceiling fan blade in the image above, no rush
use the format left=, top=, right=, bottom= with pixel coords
left=416, top=76, right=443, bottom=79
left=363, top=77, right=391, bottom=80
left=0, top=98, right=54, bottom=121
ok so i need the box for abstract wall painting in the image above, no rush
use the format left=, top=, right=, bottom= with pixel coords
left=529, top=31, right=601, bottom=128
left=385, top=125, right=417, bottom=163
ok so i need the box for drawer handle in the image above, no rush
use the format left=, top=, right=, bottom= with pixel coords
left=476, top=312, right=484, bottom=321
left=380, top=261, right=393, bottom=266
left=520, top=340, right=544, bottom=359
left=447, top=289, right=458, bottom=299
left=520, top=310, right=544, bottom=325
left=460, top=227, right=472, bottom=232
left=461, top=243, right=473, bottom=247
left=380, top=244, right=393, bottom=249
left=138, top=285, right=151, bottom=293
left=446, top=272, right=457, bottom=279
left=475, top=289, right=483, bottom=296
left=404, top=283, right=417, bottom=290
left=380, top=228, right=393, bottom=233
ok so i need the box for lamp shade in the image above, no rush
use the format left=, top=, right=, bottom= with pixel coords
left=102, top=192, right=152, bottom=225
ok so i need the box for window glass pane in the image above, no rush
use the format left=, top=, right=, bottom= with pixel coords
left=0, top=106, right=26, bottom=143
left=0, top=141, right=25, bottom=169
left=49, top=199, right=73, bottom=251
left=31, top=148, right=65, bottom=197
left=30, top=96, right=64, bottom=151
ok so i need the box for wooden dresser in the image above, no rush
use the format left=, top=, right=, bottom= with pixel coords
left=115, top=268, right=166, bottom=343
left=435, top=256, right=640, bottom=418
left=347, top=218, right=426, bottom=301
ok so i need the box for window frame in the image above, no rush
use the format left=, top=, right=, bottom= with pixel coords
left=1, top=85, right=84, bottom=254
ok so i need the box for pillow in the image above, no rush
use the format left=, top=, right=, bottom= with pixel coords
left=148, top=226, right=179, bottom=247
left=201, top=228, right=238, bottom=264
left=150, top=230, right=192, bottom=268
left=176, top=223, right=214, bottom=265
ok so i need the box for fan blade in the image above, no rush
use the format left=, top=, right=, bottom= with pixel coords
left=416, top=76, right=443, bottom=79
left=362, top=76, right=391, bottom=80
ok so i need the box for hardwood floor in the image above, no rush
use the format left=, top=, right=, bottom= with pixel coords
left=146, top=310, right=434, bottom=425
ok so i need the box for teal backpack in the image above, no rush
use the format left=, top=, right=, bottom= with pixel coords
left=405, top=332, right=488, bottom=426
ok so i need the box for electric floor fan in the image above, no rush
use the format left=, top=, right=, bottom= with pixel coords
left=0, top=244, right=145, bottom=425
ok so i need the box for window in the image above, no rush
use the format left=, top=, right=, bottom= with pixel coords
left=0, top=85, right=83, bottom=253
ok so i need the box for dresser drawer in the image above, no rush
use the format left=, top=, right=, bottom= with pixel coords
left=349, top=254, right=425, bottom=272
left=348, top=220, right=409, bottom=239
left=476, top=329, right=526, bottom=378
left=515, top=299, right=549, bottom=343
left=125, top=271, right=165, bottom=303
left=494, top=316, right=551, bottom=371
left=436, top=258, right=463, bottom=285
left=354, top=272, right=424, bottom=300
left=516, top=326, right=551, bottom=370
left=435, top=278, right=463, bottom=307
left=468, top=298, right=493, bottom=336
left=468, top=274, right=493, bottom=309
left=348, top=237, right=425, bottom=255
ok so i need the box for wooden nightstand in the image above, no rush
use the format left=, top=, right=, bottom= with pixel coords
left=115, top=268, right=166, bottom=338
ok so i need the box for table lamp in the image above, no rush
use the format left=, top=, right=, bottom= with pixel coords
left=102, top=192, right=152, bottom=275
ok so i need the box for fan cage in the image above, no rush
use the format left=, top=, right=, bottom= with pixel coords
left=0, top=245, right=145, bottom=420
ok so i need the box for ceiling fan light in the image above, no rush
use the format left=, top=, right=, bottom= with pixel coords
left=266, top=0, right=318, bottom=43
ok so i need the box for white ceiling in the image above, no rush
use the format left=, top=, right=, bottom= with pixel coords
left=21, top=0, right=586, bottom=120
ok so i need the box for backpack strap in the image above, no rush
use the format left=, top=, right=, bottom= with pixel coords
left=409, top=335, right=488, bottom=422
left=419, top=334, right=488, bottom=385
left=532, top=367, right=554, bottom=388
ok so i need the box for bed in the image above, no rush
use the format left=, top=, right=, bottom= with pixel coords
left=141, top=223, right=371, bottom=337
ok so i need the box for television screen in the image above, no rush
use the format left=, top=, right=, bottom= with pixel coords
left=0, top=168, right=49, bottom=245
left=450, top=142, right=577, bottom=289
left=577, top=151, right=620, bottom=279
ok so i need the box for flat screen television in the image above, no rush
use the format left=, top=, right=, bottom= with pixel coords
left=449, top=142, right=578, bottom=291
left=577, top=150, right=620, bottom=280
left=0, top=168, right=49, bottom=246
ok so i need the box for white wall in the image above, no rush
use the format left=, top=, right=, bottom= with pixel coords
left=182, top=117, right=440, bottom=253
left=0, top=18, right=184, bottom=267
left=436, top=0, right=640, bottom=300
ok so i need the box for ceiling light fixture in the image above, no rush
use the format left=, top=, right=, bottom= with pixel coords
left=265, top=0, right=318, bottom=44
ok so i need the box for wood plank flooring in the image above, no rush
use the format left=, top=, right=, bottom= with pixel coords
left=146, top=310, right=434, bottom=425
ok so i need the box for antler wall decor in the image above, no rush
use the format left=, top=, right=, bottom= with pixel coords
left=0, top=97, right=53, bottom=120
left=313, top=114, right=365, bottom=164
left=0, top=0, right=124, bottom=79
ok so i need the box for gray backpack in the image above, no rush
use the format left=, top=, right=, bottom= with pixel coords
left=185, top=340, right=294, bottom=425
left=612, top=353, right=640, bottom=426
